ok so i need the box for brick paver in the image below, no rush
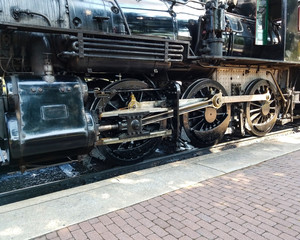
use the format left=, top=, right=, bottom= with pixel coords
left=33, top=150, right=300, bottom=240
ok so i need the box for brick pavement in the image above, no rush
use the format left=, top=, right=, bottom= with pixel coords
left=33, top=150, right=300, bottom=240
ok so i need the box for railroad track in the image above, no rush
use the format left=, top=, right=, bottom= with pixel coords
left=0, top=123, right=299, bottom=206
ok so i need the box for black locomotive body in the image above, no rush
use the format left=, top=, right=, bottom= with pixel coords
left=0, top=0, right=300, bottom=168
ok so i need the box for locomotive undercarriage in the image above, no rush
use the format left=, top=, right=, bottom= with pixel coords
left=1, top=0, right=300, bottom=168
left=0, top=61, right=288, bottom=167
left=87, top=66, right=282, bottom=164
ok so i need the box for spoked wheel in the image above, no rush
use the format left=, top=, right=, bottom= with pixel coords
left=245, top=79, right=280, bottom=136
left=182, top=79, right=231, bottom=147
left=94, top=79, right=164, bottom=165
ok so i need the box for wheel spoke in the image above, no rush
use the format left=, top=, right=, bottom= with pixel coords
left=200, top=122, right=206, bottom=131
left=216, top=113, right=227, bottom=122
left=108, top=102, right=118, bottom=110
left=191, top=119, right=204, bottom=130
left=250, top=112, right=261, bottom=121
left=139, top=91, right=144, bottom=102
left=268, top=99, right=275, bottom=105
left=253, top=115, right=262, bottom=124
left=250, top=102, right=262, bottom=108
left=118, top=93, right=126, bottom=103
left=199, top=89, right=204, bottom=97
left=216, top=111, right=223, bottom=116
left=189, top=114, right=205, bottom=120
left=268, top=113, right=275, bottom=118
left=250, top=108, right=261, bottom=113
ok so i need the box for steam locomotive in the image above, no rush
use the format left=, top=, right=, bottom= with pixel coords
left=0, top=0, right=299, bottom=169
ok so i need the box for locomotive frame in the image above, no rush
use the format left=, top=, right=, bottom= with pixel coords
left=0, top=0, right=300, bottom=168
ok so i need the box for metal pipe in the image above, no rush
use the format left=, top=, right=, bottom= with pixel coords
left=98, top=124, right=119, bottom=132
left=113, top=0, right=131, bottom=35
left=266, top=71, right=287, bottom=103
left=12, top=8, right=52, bottom=26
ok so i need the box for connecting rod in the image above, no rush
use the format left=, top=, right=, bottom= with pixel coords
left=99, top=92, right=271, bottom=128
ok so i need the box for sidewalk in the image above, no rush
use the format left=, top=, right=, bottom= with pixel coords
left=33, top=147, right=300, bottom=239
left=1, top=133, right=300, bottom=240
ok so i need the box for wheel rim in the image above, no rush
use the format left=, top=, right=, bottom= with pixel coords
left=245, top=79, right=279, bottom=136
left=182, top=79, right=231, bottom=147
left=95, top=79, right=163, bottom=164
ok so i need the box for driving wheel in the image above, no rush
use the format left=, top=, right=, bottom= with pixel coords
left=93, top=79, right=164, bottom=165
left=182, top=79, right=231, bottom=147
left=245, top=79, right=279, bottom=136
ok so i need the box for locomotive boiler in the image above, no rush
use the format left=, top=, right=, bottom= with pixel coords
left=0, top=0, right=300, bottom=168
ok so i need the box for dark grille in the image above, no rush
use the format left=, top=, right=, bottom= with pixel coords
left=71, top=33, right=186, bottom=62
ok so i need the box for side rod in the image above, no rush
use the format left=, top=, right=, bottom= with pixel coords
left=141, top=92, right=271, bottom=125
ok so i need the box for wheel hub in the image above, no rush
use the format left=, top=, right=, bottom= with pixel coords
left=204, top=107, right=217, bottom=123
left=261, top=103, right=270, bottom=116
